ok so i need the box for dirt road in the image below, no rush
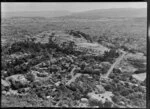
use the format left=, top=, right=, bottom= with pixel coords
left=103, top=51, right=127, bottom=78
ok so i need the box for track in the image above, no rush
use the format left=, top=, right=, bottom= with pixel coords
left=102, top=51, right=127, bottom=78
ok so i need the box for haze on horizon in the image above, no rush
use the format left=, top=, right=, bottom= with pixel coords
left=1, top=2, right=147, bottom=13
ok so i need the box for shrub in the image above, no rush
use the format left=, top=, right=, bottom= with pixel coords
left=60, top=41, right=77, bottom=54
left=113, top=77, right=120, bottom=82
left=120, top=89, right=130, bottom=97
left=103, top=49, right=119, bottom=62
left=104, top=49, right=119, bottom=58
left=112, top=96, right=120, bottom=103
left=104, top=84, right=112, bottom=91
left=68, top=30, right=93, bottom=42
left=25, top=72, right=36, bottom=82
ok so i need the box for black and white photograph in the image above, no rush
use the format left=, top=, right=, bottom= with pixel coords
left=1, top=2, right=147, bottom=108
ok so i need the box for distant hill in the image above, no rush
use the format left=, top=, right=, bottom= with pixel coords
left=58, top=8, right=147, bottom=19
left=2, top=8, right=146, bottom=19
left=2, top=10, right=72, bottom=18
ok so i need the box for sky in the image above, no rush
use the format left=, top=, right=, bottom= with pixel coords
left=1, top=2, right=147, bottom=12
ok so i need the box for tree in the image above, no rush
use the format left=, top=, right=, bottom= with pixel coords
left=60, top=41, right=77, bottom=54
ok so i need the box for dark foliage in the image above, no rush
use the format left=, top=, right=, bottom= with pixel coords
left=103, top=49, right=119, bottom=62
left=67, top=30, right=93, bottom=43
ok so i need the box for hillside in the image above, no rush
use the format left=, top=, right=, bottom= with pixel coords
left=1, top=7, right=147, bottom=108
left=1, top=16, right=147, bottom=55
left=1, top=30, right=146, bottom=107
left=57, top=8, right=147, bottom=19
left=2, top=10, right=72, bottom=18
left=2, top=8, right=146, bottom=19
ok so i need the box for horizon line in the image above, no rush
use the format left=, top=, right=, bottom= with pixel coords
left=2, top=7, right=147, bottom=13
